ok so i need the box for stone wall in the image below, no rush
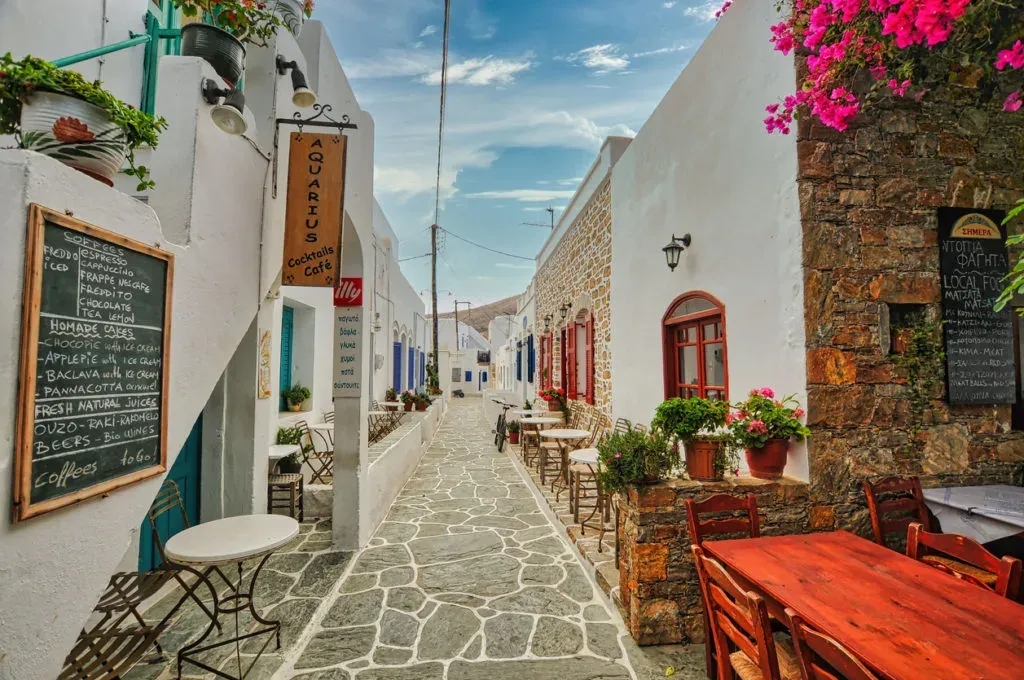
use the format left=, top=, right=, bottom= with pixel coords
left=617, top=478, right=810, bottom=645
left=798, top=85, right=1024, bottom=532
left=535, top=179, right=614, bottom=417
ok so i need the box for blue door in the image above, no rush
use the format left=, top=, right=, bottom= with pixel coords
left=419, top=351, right=426, bottom=387
left=139, top=415, right=202, bottom=571
left=479, top=371, right=488, bottom=391
left=280, top=306, right=294, bottom=411
left=408, top=347, right=415, bottom=391
left=393, top=342, right=402, bottom=391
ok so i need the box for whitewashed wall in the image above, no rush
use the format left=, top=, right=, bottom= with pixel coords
left=609, top=0, right=808, bottom=479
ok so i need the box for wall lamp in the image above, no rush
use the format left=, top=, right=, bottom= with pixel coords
left=662, top=233, right=692, bottom=271
left=543, top=315, right=552, bottom=332
left=559, top=302, right=573, bottom=322
left=372, top=312, right=382, bottom=334
left=276, top=56, right=318, bottom=108
left=201, top=79, right=247, bottom=136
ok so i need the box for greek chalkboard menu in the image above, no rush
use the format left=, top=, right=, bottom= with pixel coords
left=13, top=205, right=173, bottom=521
left=938, top=207, right=1014, bottom=406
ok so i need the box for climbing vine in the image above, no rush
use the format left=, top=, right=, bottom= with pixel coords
left=895, top=314, right=946, bottom=453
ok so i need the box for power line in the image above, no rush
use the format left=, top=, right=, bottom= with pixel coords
left=440, top=227, right=535, bottom=262
left=399, top=253, right=432, bottom=263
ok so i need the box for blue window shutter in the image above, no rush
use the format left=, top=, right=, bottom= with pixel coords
left=280, top=306, right=294, bottom=410
left=420, top=352, right=426, bottom=386
left=465, top=371, right=472, bottom=383
left=393, top=342, right=402, bottom=391
left=527, top=335, right=535, bottom=383
left=516, top=342, right=522, bottom=381
left=409, top=347, right=415, bottom=389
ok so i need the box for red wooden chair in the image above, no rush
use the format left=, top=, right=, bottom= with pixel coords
left=692, top=546, right=800, bottom=680
left=785, top=608, right=878, bottom=680
left=861, top=476, right=930, bottom=548
left=686, top=493, right=761, bottom=678
left=906, top=522, right=1022, bottom=599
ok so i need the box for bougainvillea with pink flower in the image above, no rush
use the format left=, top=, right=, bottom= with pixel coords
left=760, top=0, right=1024, bottom=134
left=728, top=389, right=810, bottom=449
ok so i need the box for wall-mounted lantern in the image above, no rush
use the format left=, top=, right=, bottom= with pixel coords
left=559, top=302, right=573, bottom=322
left=543, top=315, right=552, bottom=333
left=662, top=233, right=692, bottom=271
left=372, top=312, right=382, bottom=334
left=202, top=79, right=247, bottom=136
left=276, top=56, right=318, bottom=109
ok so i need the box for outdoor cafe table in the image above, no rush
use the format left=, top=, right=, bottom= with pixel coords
left=165, top=514, right=299, bottom=679
left=517, top=417, right=563, bottom=465
left=513, top=409, right=561, bottom=417
left=702, top=531, right=1024, bottom=680
left=540, top=428, right=591, bottom=488
left=310, top=422, right=334, bottom=448
left=922, top=485, right=1024, bottom=546
left=381, top=401, right=403, bottom=411
left=268, top=444, right=299, bottom=473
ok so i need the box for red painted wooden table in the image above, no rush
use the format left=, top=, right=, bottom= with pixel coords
left=702, top=531, right=1024, bottom=680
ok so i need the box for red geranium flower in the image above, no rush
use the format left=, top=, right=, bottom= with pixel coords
left=542, top=394, right=552, bottom=401
left=557, top=388, right=564, bottom=396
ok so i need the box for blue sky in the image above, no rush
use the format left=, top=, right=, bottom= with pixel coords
left=314, top=0, right=723, bottom=312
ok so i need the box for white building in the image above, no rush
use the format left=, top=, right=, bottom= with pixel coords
left=429, top=318, right=491, bottom=394
left=0, top=4, right=434, bottom=678
left=492, top=283, right=538, bottom=405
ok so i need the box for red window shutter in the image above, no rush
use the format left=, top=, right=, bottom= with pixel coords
left=585, top=313, right=595, bottom=405
left=560, top=328, right=567, bottom=392
left=567, top=323, right=577, bottom=401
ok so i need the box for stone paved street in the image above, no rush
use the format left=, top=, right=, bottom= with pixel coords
left=275, top=397, right=637, bottom=679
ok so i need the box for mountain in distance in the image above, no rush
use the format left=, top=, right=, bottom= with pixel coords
left=430, top=296, right=518, bottom=340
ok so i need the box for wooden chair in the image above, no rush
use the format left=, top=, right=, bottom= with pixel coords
left=268, top=473, right=304, bottom=521
left=861, top=476, right=930, bottom=548
left=692, top=546, right=800, bottom=680
left=786, top=608, right=878, bottom=680
left=686, top=493, right=761, bottom=678
left=570, top=418, right=612, bottom=533
left=633, top=422, right=648, bottom=435
left=296, top=420, right=334, bottom=484
left=907, top=522, right=1022, bottom=599
left=613, top=417, right=631, bottom=434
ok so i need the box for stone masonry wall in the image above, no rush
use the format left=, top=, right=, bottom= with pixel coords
left=535, top=179, right=613, bottom=418
left=798, top=86, right=1024, bottom=532
left=617, top=478, right=810, bottom=645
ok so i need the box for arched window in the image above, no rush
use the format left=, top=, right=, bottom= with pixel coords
left=662, top=292, right=727, bottom=400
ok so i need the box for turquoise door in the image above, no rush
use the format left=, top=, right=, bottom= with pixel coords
left=138, top=415, right=202, bottom=572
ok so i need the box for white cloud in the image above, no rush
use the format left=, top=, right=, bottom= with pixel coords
left=527, top=111, right=636, bottom=147
left=374, top=166, right=458, bottom=201
left=495, top=262, right=536, bottom=270
left=419, top=24, right=437, bottom=37
left=632, top=43, right=694, bottom=58
left=683, top=1, right=720, bottom=22
left=663, top=1, right=677, bottom=7
left=422, top=56, right=533, bottom=86
left=464, top=189, right=577, bottom=202
left=557, top=177, right=583, bottom=186
left=565, top=44, right=630, bottom=74
left=345, top=49, right=436, bottom=79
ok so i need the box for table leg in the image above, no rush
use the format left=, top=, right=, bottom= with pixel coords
left=177, top=553, right=282, bottom=680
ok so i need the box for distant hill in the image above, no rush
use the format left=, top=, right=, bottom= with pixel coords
left=430, top=296, right=518, bottom=339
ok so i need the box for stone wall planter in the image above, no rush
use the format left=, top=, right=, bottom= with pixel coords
left=21, top=91, right=128, bottom=186
left=181, top=23, right=246, bottom=87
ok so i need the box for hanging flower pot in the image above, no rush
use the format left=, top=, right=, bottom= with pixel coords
left=685, top=439, right=723, bottom=482
left=272, top=0, right=313, bottom=37
left=20, top=91, right=129, bottom=186
left=181, top=23, right=247, bottom=87
left=744, top=439, right=790, bottom=480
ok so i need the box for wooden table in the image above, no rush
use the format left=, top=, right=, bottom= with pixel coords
left=702, top=531, right=1024, bottom=680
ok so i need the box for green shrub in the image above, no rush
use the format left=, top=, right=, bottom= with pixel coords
left=596, top=428, right=678, bottom=494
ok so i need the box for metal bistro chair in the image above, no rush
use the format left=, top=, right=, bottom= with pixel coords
left=296, top=420, right=334, bottom=484
left=569, top=414, right=611, bottom=518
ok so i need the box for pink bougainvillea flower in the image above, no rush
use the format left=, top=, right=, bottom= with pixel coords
left=715, top=0, right=732, bottom=19
left=996, top=41, right=1024, bottom=71
left=888, top=78, right=912, bottom=96
left=614, top=452, right=622, bottom=459
left=1005, top=91, right=1023, bottom=113
left=759, top=387, right=775, bottom=398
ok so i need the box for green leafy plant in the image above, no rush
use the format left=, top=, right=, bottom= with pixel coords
left=276, top=426, right=311, bottom=463
left=728, top=388, right=810, bottom=450
left=385, top=387, right=398, bottom=401
left=416, top=393, right=432, bottom=406
left=596, top=428, right=678, bottom=494
left=282, top=383, right=311, bottom=406
left=507, top=420, right=521, bottom=434
left=895, top=314, right=945, bottom=453
left=172, top=0, right=284, bottom=45
left=0, top=53, right=166, bottom=190
left=426, top=363, right=440, bottom=391
left=538, top=387, right=569, bottom=420
left=652, top=397, right=728, bottom=442
left=400, top=389, right=416, bottom=404
left=524, top=398, right=532, bottom=410
left=996, top=198, right=1024, bottom=314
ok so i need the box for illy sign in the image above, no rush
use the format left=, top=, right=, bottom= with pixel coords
left=334, top=278, right=363, bottom=307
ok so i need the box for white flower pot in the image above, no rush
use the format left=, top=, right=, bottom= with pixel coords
left=20, top=91, right=128, bottom=186
left=273, top=0, right=306, bottom=37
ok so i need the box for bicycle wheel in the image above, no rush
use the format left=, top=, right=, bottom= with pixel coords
left=496, top=414, right=507, bottom=452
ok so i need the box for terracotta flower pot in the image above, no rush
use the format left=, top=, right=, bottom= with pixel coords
left=416, top=402, right=427, bottom=412
left=287, top=400, right=303, bottom=412
left=509, top=432, right=520, bottom=445
left=404, top=402, right=413, bottom=412
left=181, top=23, right=246, bottom=87
left=547, top=400, right=560, bottom=412
left=745, top=439, right=790, bottom=480
left=686, top=439, right=723, bottom=482
left=21, top=91, right=129, bottom=186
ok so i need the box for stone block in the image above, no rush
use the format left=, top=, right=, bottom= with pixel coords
left=632, top=543, right=669, bottom=583
left=809, top=505, right=836, bottom=530
left=807, top=348, right=857, bottom=385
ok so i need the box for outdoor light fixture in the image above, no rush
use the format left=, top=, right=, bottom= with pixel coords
left=543, top=315, right=552, bottom=332
left=372, top=312, right=382, bottom=334
left=276, top=56, right=318, bottom=108
left=559, top=302, right=572, bottom=322
left=201, top=79, right=248, bottom=136
left=662, top=233, right=692, bottom=271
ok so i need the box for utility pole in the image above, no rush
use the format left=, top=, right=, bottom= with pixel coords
left=431, top=223, right=439, bottom=374
left=546, top=206, right=555, bottom=230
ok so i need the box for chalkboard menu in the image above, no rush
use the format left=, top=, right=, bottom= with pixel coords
left=938, top=207, right=1014, bottom=405
left=13, top=205, right=173, bottom=521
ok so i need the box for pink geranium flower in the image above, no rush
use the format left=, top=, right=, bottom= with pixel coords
left=759, top=387, right=775, bottom=398
left=793, top=408, right=806, bottom=419
left=996, top=41, right=1024, bottom=71
left=747, top=420, right=768, bottom=435
left=1005, top=91, right=1023, bottom=113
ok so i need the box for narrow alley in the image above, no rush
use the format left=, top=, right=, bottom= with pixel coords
left=274, top=397, right=636, bottom=679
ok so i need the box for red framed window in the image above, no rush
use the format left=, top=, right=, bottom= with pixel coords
left=562, top=313, right=595, bottom=404
left=540, top=333, right=554, bottom=390
left=662, top=292, right=728, bottom=400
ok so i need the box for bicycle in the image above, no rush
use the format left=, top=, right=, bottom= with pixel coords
left=492, top=399, right=513, bottom=452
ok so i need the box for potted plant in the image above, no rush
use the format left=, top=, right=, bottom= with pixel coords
left=524, top=398, right=533, bottom=410
left=282, top=383, right=311, bottom=412
left=596, top=428, right=678, bottom=494
left=415, top=393, right=430, bottom=412
left=728, top=388, right=810, bottom=480
left=653, top=397, right=735, bottom=482
left=538, top=387, right=566, bottom=413
left=400, top=390, right=415, bottom=411
left=0, top=54, right=166, bottom=189
left=271, top=0, right=314, bottom=37
left=172, top=0, right=284, bottom=87
left=507, top=420, right=521, bottom=445
left=384, top=387, right=398, bottom=409
left=275, top=426, right=308, bottom=474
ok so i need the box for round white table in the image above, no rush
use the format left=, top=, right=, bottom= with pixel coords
left=540, top=429, right=592, bottom=489
left=570, top=447, right=600, bottom=465
left=517, top=417, right=564, bottom=466
left=381, top=401, right=403, bottom=410
left=269, top=444, right=299, bottom=461
left=567, top=447, right=607, bottom=545
left=521, top=417, right=563, bottom=425
left=513, top=409, right=559, bottom=417
left=166, top=514, right=299, bottom=678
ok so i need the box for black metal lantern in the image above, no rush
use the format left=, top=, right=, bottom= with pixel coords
left=662, top=234, right=692, bottom=271
left=559, top=302, right=572, bottom=322
left=543, top=315, right=552, bottom=332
